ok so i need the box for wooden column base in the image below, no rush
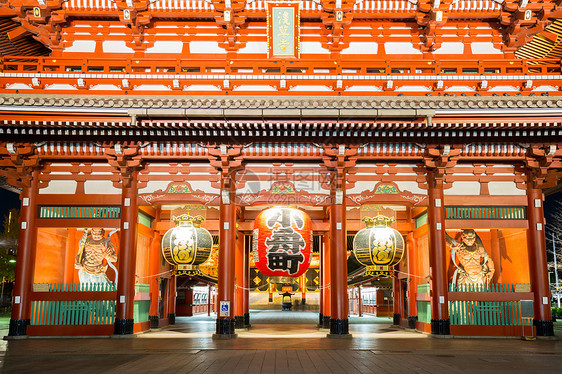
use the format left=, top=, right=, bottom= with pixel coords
left=408, top=316, right=418, bottom=329
left=329, top=318, right=349, bottom=335
left=8, top=319, right=29, bottom=336
left=317, top=313, right=324, bottom=328
left=322, top=315, right=331, bottom=329
left=534, top=319, right=554, bottom=336
left=430, top=319, right=450, bottom=335
left=114, top=318, right=134, bottom=335
left=214, top=318, right=236, bottom=338
left=149, top=315, right=159, bottom=329
left=168, top=313, right=176, bottom=325
left=234, top=315, right=245, bottom=329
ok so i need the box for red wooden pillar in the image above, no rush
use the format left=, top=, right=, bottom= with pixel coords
left=358, top=286, right=362, bottom=317
left=329, top=184, right=350, bottom=337
left=234, top=230, right=245, bottom=329
left=407, top=232, right=418, bottom=329
left=167, top=274, right=177, bottom=324
left=207, top=284, right=212, bottom=316
left=427, top=170, right=450, bottom=335
left=243, top=238, right=250, bottom=327
left=392, top=273, right=401, bottom=325
left=301, top=273, right=306, bottom=306
left=9, top=168, right=39, bottom=336
left=526, top=185, right=553, bottom=336
left=321, top=231, right=331, bottom=329
left=149, top=208, right=161, bottom=328
left=214, top=176, right=237, bottom=337
left=318, top=236, right=323, bottom=327
left=114, top=170, right=139, bottom=334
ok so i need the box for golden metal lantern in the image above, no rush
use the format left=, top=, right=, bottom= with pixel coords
left=162, top=214, right=213, bottom=276
left=352, top=215, right=405, bottom=277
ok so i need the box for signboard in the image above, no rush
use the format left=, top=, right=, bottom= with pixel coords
left=219, top=300, right=230, bottom=317
left=267, top=1, right=300, bottom=59
left=520, top=300, right=534, bottom=318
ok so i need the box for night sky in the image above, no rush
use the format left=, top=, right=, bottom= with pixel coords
left=0, top=188, right=20, bottom=231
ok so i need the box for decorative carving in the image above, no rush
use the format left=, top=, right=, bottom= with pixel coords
left=114, top=0, right=152, bottom=50
left=138, top=181, right=220, bottom=205
left=320, top=0, right=353, bottom=51
left=524, top=144, right=562, bottom=189
left=348, top=182, right=428, bottom=206
left=419, top=145, right=460, bottom=190
left=208, top=144, right=245, bottom=199
left=211, top=0, right=247, bottom=51
left=0, top=143, right=40, bottom=188
left=236, top=181, right=330, bottom=206
left=321, top=144, right=358, bottom=191
left=104, top=143, right=144, bottom=188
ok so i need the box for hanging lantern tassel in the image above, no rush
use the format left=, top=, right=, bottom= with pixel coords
left=365, top=265, right=394, bottom=278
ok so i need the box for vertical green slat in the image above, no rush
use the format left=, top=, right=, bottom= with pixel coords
left=37, top=301, right=42, bottom=325
left=47, top=298, right=52, bottom=325
left=39, top=299, right=45, bottom=325
left=31, top=301, right=36, bottom=325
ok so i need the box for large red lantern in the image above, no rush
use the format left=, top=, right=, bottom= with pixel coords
left=252, top=207, right=312, bottom=277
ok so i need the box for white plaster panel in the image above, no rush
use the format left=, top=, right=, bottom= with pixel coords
left=446, top=181, right=481, bottom=195
left=533, top=85, right=558, bottom=92
left=342, top=42, right=378, bottom=54
left=289, top=85, right=332, bottom=92
left=232, top=85, right=276, bottom=91
left=346, top=181, right=377, bottom=195
left=444, top=86, right=475, bottom=92
left=184, top=85, right=221, bottom=91
left=301, top=42, right=330, bottom=54
left=396, top=86, right=431, bottom=92
left=138, top=181, right=173, bottom=194
left=132, top=85, right=172, bottom=91
left=384, top=42, right=422, bottom=55
left=345, top=86, right=383, bottom=92
left=395, top=181, right=426, bottom=195
left=189, top=41, right=224, bottom=54
left=189, top=180, right=219, bottom=194
left=488, top=181, right=525, bottom=195
left=45, top=84, right=78, bottom=90
left=6, top=83, right=31, bottom=90
left=40, top=180, right=77, bottom=194
left=84, top=180, right=121, bottom=195
left=237, top=179, right=274, bottom=195
left=146, top=41, right=183, bottom=54
left=471, top=42, right=502, bottom=54
left=64, top=40, right=96, bottom=53
left=89, top=84, right=121, bottom=91
left=434, top=42, right=464, bottom=54
left=102, top=41, right=134, bottom=53
left=238, top=41, right=267, bottom=54
left=489, top=85, right=518, bottom=92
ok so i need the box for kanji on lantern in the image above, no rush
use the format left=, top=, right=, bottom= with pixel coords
left=253, top=207, right=312, bottom=277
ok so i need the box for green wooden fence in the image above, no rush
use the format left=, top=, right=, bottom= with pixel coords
left=445, top=206, right=526, bottom=220
left=448, top=283, right=531, bottom=326
left=31, top=282, right=117, bottom=326
left=38, top=205, right=121, bottom=219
